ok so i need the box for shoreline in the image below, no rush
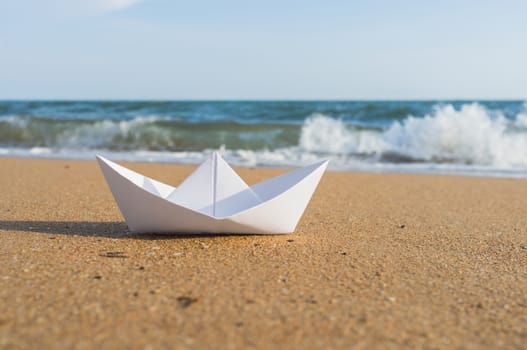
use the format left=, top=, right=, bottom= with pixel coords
left=1, top=157, right=526, bottom=348
left=1, top=153, right=526, bottom=180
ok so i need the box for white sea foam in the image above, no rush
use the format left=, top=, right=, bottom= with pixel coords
left=0, top=114, right=173, bottom=149
left=57, top=115, right=168, bottom=148
left=299, top=113, right=383, bottom=155
left=0, top=115, right=29, bottom=127
left=298, top=103, right=527, bottom=168
left=515, top=113, right=527, bottom=128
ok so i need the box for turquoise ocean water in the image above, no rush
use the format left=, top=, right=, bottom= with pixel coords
left=1, top=100, right=526, bottom=177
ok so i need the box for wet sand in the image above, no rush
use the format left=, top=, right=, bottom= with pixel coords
left=0, top=157, right=526, bottom=349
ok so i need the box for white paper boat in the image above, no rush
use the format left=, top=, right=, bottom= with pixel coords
left=97, top=153, right=328, bottom=234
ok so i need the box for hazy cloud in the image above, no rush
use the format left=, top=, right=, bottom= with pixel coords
left=37, top=0, right=145, bottom=16
left=99, top=0, right=143, bottom=13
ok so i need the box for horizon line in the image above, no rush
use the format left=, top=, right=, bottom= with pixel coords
left=1, top=97, right=526, bottom=102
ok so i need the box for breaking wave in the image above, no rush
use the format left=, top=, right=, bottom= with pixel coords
left=0, top=115, right=299, bottom=151
left=298, top=103, right=527, bottom=168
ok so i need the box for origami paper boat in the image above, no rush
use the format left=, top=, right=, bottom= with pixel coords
left=97, top=153, right=328, bottom=234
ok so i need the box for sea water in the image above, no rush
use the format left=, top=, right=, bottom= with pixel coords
left=1, top=100, right=526, bottom=177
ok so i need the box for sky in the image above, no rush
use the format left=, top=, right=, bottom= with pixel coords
left=1, top=0, right=526, bottom=100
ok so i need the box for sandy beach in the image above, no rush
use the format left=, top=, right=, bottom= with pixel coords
left=1, top=157, right=526, bottom=349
